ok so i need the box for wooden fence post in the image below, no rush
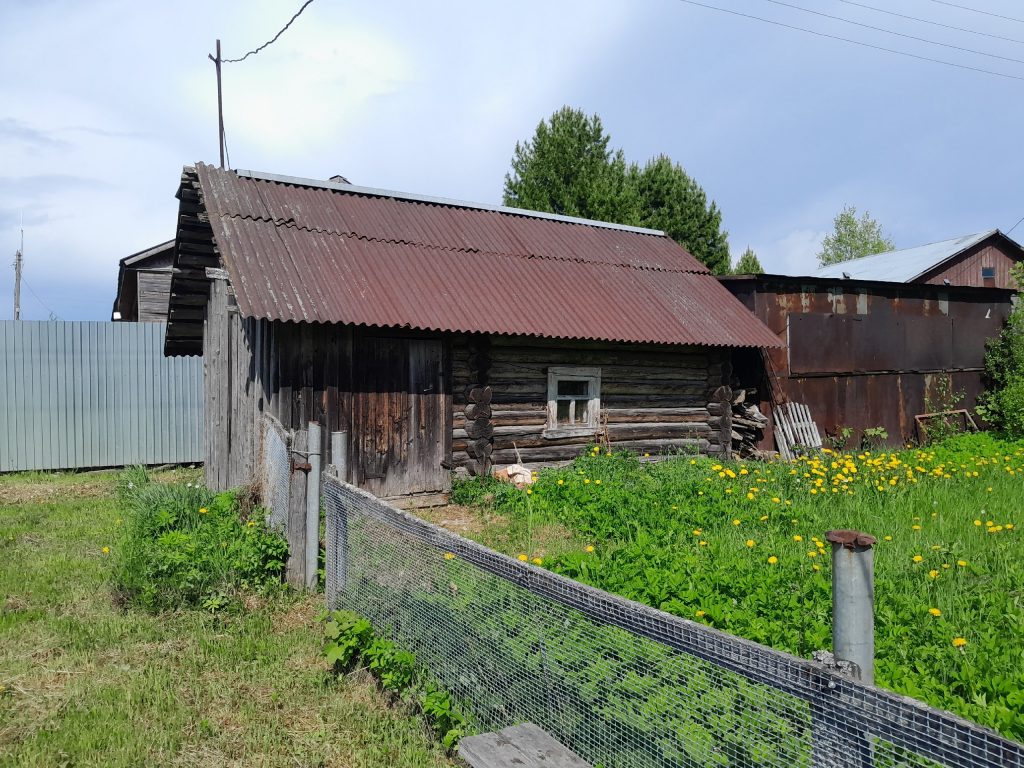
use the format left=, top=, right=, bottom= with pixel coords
left=286, top=428, right=308, bottom=589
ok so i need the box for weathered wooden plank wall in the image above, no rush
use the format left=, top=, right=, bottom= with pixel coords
left=0, top=320, right=203, bottom=472
left=450, top=335, right=727, bottom=469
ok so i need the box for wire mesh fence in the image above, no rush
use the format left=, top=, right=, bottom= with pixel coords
left=323, top=473, right=1023, bottom=768
left=259, top=415, right=291, bottom=533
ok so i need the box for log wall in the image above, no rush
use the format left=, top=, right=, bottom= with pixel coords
left=450, top=335, right=730, bottom=472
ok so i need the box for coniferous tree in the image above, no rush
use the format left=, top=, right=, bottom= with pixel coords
left=503, top=107, right=731, bottom=274
left=732, top=247, right=764, bottom=274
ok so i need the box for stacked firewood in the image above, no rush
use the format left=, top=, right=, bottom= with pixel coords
left=731, top=388, right=769, bottom=458
left=464, top=336, right=494, bottom=477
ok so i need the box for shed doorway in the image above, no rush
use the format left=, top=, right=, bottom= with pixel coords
left=351, top=335, right=449, bottom=498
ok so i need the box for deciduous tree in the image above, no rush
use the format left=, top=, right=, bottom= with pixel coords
left=817, top=205, right=894, bottom=266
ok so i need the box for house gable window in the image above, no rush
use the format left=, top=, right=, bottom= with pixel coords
left=982, top=266, right=996, bottom=287
left=544, top=366, right=600, bottom=439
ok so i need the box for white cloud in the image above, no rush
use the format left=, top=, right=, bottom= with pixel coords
left=757, top=228, right=827, bottom=277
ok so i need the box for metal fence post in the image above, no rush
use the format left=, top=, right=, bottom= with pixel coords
left=330, top=430, right=348, bottom=482
left=826, top=529, right=877, bottom=685
left=305, top=421, right=322, bottom=591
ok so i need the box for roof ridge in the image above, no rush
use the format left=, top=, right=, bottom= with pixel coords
left=233, top=168, right=668, bottom=237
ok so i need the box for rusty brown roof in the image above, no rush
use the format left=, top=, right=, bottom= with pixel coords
left=188, top=163, right=781, bottom=348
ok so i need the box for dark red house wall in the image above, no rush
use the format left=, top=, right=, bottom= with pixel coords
left=921, top=240, right=1021, bottom=289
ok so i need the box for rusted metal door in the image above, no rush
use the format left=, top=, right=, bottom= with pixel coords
left=351, top=336, right=449, bottom=497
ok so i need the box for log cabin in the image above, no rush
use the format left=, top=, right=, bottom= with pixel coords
left=163, top=163, right=781, bottom=502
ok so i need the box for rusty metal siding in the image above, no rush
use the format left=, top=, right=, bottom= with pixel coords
left=921, top=241, right=1021, bottom=289
left=721, top=276, right=1014, bottom=446
left=190, top=163, right=780, bottom=350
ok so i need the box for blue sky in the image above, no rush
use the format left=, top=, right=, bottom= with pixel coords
left=3, top=0, right=1023, bottom=320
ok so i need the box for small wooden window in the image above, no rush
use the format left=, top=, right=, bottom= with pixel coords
left=982, top=266, right=996, bottom=287
left=545, top=366, right=600, bottom=439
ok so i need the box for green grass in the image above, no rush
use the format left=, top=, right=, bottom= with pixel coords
left=0, top=469, right=453, bottom=767
left=445, top=433, right=1024, bottom=741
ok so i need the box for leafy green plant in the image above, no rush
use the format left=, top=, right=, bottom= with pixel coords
left=860, top=426, right=889, bottom=449
left=825, top=426, right=854, bottom=451
left=321, top=609, right=470, bottom=752
left=450, top=435, right=1024, bottom=740
left=113, top=473, right=288, bottom=611
left=922, top=374, right=967, bottom=444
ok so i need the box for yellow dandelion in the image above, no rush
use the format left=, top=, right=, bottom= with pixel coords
left=584, top=479, right=591, bottom=485
left=101, top=546, right=110, bottom=555
left=693, top=528, right=702, bottom=536
left=957, top=559, right=968, bottom=567
left=557, top=479, right=564, bottom=486
left=973, top=519, right=982, bottom=526
left=695, top=609, right=706, bottom=618
left=807, top=550, right=818, bottom=558
left=767, top=556, right=778, bottom=565
left=952, top=637, right=967, bottom=648
left=911, top=524, right=922, bottom=531
left=517, top=553, right=528, bottom=562
left=912, top=554, right=923, bottom=563
left=759, top=514, right=769, bottom=521
left=526, top=489, right=533, bottom=495
left=595, top=479, right=602, bottom=485
left=531, top=557, right=543, bottom=565
left=199, top=507, right=208, bottom=514
left=883, top=535, right=893, bottom=541
left=793, top=535, right=803, bottom=542
left=745, top=539, right=756, bottom=548
left=928, top=608, right=941, bottom=617
left=928, top=569, right=939, bottom=579
left=732, top=519, right=741, bottom=526
left=585, top=545, right=595, bottom=553
left=444, top=552, right=456, bottom=560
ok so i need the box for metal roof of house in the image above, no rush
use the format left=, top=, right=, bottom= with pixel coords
left=166, top=163, right=781, bottom=352
left=813, top=230, right=1003, bottom=282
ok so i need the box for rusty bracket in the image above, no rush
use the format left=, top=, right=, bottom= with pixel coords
left=291, top=458, right=312, bottom=473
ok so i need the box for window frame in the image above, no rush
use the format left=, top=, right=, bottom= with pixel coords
left=544, top=366, right=601, bottom=439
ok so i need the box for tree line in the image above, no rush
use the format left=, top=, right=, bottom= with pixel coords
left=503, top=106, right=893, bottom=273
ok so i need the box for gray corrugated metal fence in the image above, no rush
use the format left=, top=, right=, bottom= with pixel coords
left=1, top=321, right=203, bottom=472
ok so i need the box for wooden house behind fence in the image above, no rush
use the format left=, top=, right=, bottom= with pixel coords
left=163, top=164, right=781, bottom=503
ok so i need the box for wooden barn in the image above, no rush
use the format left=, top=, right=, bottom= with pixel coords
left=164, top=164, right=780, bottom=501
left=112, top=240, right=175, bottom=322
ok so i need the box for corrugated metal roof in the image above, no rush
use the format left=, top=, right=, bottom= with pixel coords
left=813, top=231, right=998, bottom=282
left=193, top=163, right=781, bottom=348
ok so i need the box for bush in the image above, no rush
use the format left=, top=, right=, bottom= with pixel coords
left=114, top=470, right=288, bottom=611
left=977, top=269, right=1024, bottom=437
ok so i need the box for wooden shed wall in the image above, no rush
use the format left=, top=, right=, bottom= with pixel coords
left=921, top=240, right=1021, bottom=289
left=136, top=271, right=172, bottom=322
left=450, top=335, right=729, bottom=469
left=203, top=282, right=733, bottom=494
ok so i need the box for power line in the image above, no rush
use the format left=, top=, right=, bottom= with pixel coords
left=838, top=0, right=1024, bottom=46
left=927, top=0, right=1024, bottom=26
left=223, top=0, right=316, bottom=63
left=674, top=0, right=1024, bottom=82
left=1007, top=215, right=1024, bottom=235
left=20, top=277, right=60, bottom=320
left=760, top=0, right=1024, bottom=65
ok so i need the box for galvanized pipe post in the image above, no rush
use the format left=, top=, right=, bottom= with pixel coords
left=305, top=421, right=322, bottom=591
left=826, top=529, right=877, bottom=685
left=330, top=430, right=349, bottom=482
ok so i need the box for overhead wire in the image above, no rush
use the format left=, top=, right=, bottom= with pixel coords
left=1007, top=215, right=1024, bottom=236
left=20, top=277, right=60, bottom=320
left=674, top=0, right=1024, bottom=81
left=837, top=0, right=1024, bottom=45
left=926, top=0, right=1024, bottom=26
left=760, top=0, right=1024, bottom=65
left=222, top=0, right=316, bottom=63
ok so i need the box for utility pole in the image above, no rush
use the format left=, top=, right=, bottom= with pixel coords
left=208, top=39, right=226, bottom=168
left=13, top=248, right=22, bottom=321
left=13, top=224, right=23, bottom=320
